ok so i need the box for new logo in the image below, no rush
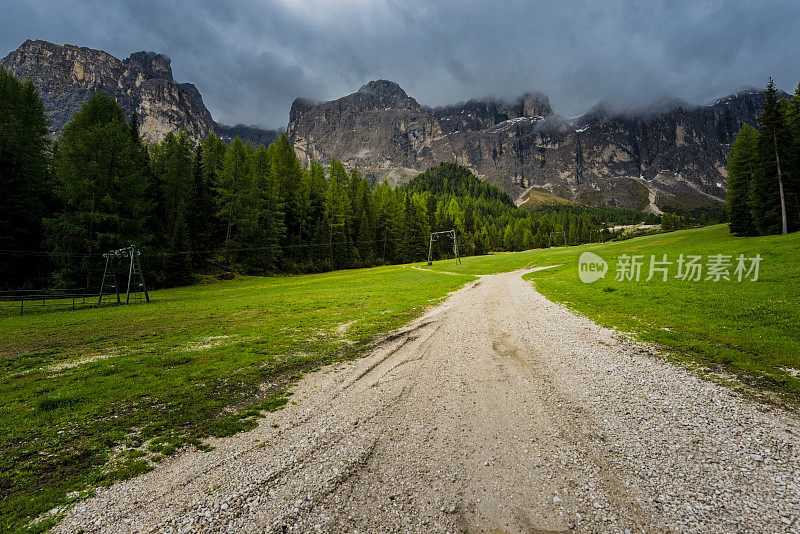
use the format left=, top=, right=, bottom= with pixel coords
left=578, top=252, right=608, bottom=283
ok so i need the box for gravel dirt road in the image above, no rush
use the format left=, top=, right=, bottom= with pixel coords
left=56, top=269, right=800, bottom=533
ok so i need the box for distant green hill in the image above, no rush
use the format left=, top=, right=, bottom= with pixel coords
left=403, top=162, right=515, bottom=206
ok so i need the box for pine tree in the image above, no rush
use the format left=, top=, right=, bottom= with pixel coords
left=188, top=144, right=215, bottom=266
left=522, top=228, right=535, bottom=250
left=726, top=124, right=758, bottom=235
left=464, top=200, right=476, bottom=234
left=324, top=160, right=350, bottom=268
left=373, top=181, right=401, bottom=263
left=752, top=78, right=792, bottom=234
left=271, top=134, right=304, bottom=252
left=45, top=92, right=152, bottom=289
left=150, top=130, right=194, bottom=284
left=249, top=144, right=285, bottom=271
left=346, top=169, right=363, bottom=263
left=129, top=110, right=140, bottom=143
left=399, top=192, right=430, bottom=262
left=304, top=162, right=328, bottom=263
left=503, top=222, right=515, bottom=250
left=217, top=137, right=252, bottom=261
left=355, top=179, right=375, bottom=264
left=0, top=68, right=51, bottom=289
left=201, top=133, right=227, bottom=245
left=786, top=83, right=800, bottom=225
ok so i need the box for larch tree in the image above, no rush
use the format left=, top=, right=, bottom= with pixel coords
left=150, top=130, right=194, bottom=284
left=324, top=159, right=350, bottom=268
left=217, top=137, right=252, bottom=260
left=726, top=124, right=758, bottom=235
left=270, top=134, right=304, bottom=253
left=0, top=67, right=51, bottom=289
left=752, top=78, right=792, bottom=234
left=45, top=92, right=152, bottom=289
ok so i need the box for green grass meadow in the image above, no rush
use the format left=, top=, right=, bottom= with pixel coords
left=1, top=224, right=798, bottom=531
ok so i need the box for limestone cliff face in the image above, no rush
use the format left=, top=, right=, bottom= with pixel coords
left=288, top=80, right=446, bottom=184
left=429, top=92, right=553, bottom=133
left=289, top=82, right=773, bottom=211
left=1, top=40, right=214, bottom=143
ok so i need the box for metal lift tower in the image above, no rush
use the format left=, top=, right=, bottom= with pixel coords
left=99, top=245, right=150, bottom=305
left=427, top=229, right=461, bottom=266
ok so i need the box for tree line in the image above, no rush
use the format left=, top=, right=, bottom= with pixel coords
left=2, top=67, right=668, bottom=291
left=727, top=78, right=800, bottom=236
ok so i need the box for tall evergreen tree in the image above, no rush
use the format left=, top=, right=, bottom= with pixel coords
left=355, top=178, right=376, bottom=264
left=150, top=130, right=194, bottom=284
left=45, top=92, right=152, bottom=289
left=752, top=78, right=793, bottom=234
left=201, top=133, right=227, bottom=244
left=726, top=124, right=758, bottom=235
left=324, top=159, right=350, bottom=268
left=0, top=67, right=51, bottom=289
left=304, top=162, right=328, bottom=263
left=188, top=144, right=215, bottom=265
left=399, top=192, right=430, bottom=262
left=786, top=82, right=800, bottom=224
left=271, top=134, right=304, bottom=254
left=346, top=169, right=363, bottom=263
left=249, top=144, right=285, bottom=271
left=217, top=137, right=252, bottom=261
left=129, top=110, right=140, bottom=143
left=373, top=181, right=401, bottom=263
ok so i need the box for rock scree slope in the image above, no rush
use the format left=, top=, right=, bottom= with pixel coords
left=55, top=269, right=800, bottom=533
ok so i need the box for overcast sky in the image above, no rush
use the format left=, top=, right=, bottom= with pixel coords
left=2, top=0, right=799, bottom=128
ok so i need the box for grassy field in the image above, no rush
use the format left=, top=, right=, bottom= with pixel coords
left=428, top=224, right=800, bottom=402
left=0, top=265, right=473, bottom=532
left=2, top=224, right=798, bottom=531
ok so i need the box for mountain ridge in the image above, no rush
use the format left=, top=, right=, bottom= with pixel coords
left=289, top=81, right=781, bottom=211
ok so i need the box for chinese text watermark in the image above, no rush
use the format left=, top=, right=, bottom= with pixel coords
left=579, top=252, right=762, bottom=284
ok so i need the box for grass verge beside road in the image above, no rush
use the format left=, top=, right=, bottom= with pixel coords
left=0, top=265, right=472, bottom=532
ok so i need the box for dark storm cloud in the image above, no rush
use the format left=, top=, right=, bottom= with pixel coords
left=2, top=0, right=799, bottom=128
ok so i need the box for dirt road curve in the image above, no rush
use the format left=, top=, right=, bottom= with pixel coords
left=57, top=269, right=800, bottom=533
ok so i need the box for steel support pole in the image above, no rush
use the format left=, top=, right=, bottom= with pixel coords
left=99, top=255, right=110, bottom=305
left=126, top=246, right=135, bottom=305
left=136, top=251, right=150, bottom=303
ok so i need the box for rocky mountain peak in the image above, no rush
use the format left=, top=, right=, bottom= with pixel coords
left=125, top=51, right=172, bottom=80
left=0, top=39, right=214, bottom=143
left=430, top=92, right=553, bottom=134
left=353, top=79, right=419, bottom=111
left=358, top=79, right=406, bottom=98
left=519, top=92, right=552, bottom=117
